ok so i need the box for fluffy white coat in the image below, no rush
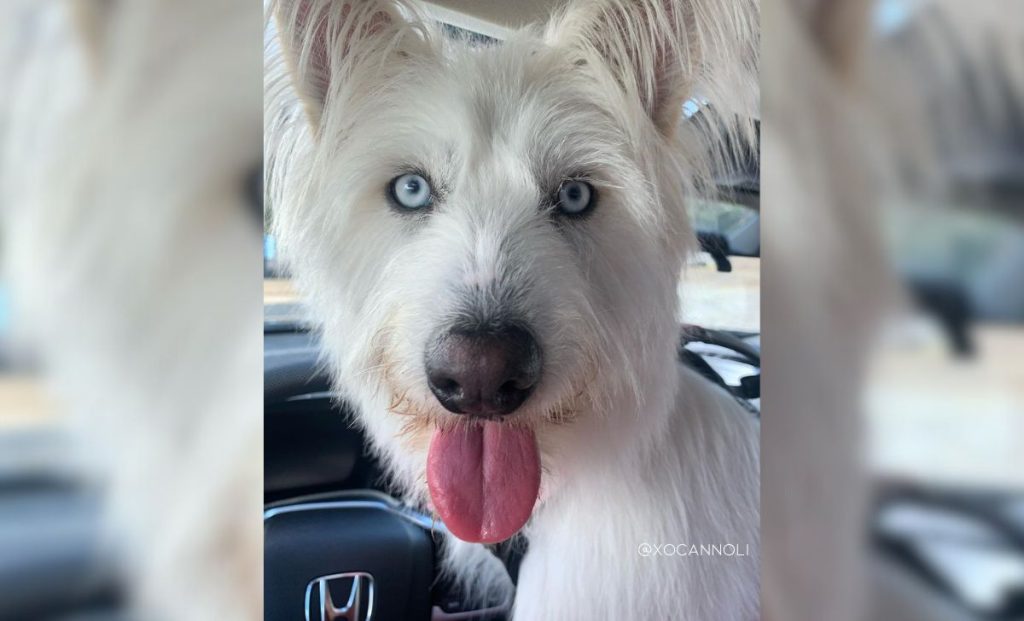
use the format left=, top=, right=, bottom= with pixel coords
left=266, top=0, right=760, bottom=618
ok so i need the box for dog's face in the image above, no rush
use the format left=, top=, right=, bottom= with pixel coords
left=271, top=0, right=707, bottom=542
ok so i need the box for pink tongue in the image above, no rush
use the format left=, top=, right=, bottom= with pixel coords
left=427, top=422, right=540, bottom=544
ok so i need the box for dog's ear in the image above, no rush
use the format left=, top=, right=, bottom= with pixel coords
left=273, top=0, right=422, bottom=130
left=548, top=0, right=758, bottom=138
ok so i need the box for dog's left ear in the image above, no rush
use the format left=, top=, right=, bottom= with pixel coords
left=547, top=0, right=759, bottom=138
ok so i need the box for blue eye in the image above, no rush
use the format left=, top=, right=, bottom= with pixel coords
left=390, top=173, right=432, bottom=210
left=556, top=180, right=595, bottom=215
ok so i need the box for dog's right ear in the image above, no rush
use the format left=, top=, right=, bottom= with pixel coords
left=273, top=0, right=420, bottom=131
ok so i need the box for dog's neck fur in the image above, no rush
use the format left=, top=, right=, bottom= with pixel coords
left=520, top=372, right=758, bottom=621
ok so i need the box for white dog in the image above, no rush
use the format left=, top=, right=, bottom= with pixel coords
left=267, top=0, right=760, bottom=618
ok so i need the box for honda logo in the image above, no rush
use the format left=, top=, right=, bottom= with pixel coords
left=304, top=572, right=375, bottom=621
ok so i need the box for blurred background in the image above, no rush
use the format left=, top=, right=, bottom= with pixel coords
left=0, top=0, right=1020, bottom=620
left=763, top=1, right=1024, bottom=620
left=0, top=1, right=262, bottom=620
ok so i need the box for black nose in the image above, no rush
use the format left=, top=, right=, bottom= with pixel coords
left=425, top=324, right=542, bottom=418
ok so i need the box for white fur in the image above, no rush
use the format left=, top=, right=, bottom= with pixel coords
left=266, top=0, right=760, bottom=618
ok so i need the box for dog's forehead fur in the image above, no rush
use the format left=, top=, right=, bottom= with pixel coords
left=330, top=35, right=656, bottom=221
